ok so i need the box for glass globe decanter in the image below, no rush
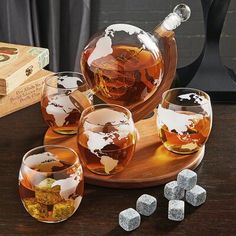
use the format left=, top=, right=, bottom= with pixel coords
left=80, top=4, right=191, bottom=122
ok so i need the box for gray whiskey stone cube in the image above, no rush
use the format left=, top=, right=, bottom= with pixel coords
left=164, top=181, right=185, bottom=200
left=119, top=208, right=141, bottom=231
left=136, top=194, right=157, bottom=216
left=177, top=169, right=197, bottom=190
left=186, top=185, right=206, bottom=206
left=168, top=200, right=185, bottom=221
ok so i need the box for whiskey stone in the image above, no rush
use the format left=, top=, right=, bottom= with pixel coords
left=136, top=194, right=157, bottom=216
left=177, top=169, right=197, bottom=190
left=168, top=200, right=185, bottom=221
left=119, top=208, right=141, bottom=231
left=35, top=178, right=62, bottom=205
left=52, top=200, right=75, bottom=220
left=164, top=181, right=185, bottom=200
left=23, top=198, right=48, bottom=220
left=186, top=185, right=206, bottom=206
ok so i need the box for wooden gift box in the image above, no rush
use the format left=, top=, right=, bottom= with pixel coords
left=0, top=42, right=49, bottom=95
left=0, top=69, right=53, bottom=118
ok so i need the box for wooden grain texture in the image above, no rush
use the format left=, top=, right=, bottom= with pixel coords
left=0, top=104, right=235, bottom=235
left=44, top=110, right=204, bottom=188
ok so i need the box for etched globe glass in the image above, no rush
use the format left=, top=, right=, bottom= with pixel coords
left=80, top=4, right=191, bottom=119
left=77, top=104, right=137, bottom=175
left=19, top=145, right=84, bottom=223
left=41, top=72, right=93, bottom=135
left=80, top=23, right=164, bottom=108
left=157, top=88, right=212, bottom=154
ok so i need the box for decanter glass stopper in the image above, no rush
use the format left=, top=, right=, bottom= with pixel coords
left=161, top=4, right=191, bottom=31
left=173, top=4, right=191, bottom=22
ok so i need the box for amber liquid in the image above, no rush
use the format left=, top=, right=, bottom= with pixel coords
left=77, top=132, right=136, bottom=175
left=159, top=111, right=211, bottom=154
left=19, top=160, right=84, bottom=222
left=41, top=95, right=81, bottom=134
left=81, top=45, right=164, bottom=107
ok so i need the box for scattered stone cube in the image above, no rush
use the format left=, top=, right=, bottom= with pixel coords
left=186, top=185, right=206, bottom=206
left=164, top=181, right=185, bottom=200
left=52, top=199, right=75, bottom=220
left=168, top=200, right=185, bottom=221
left=136, top=194, right=157, bottom=216
left=119, top=208, right=141, bottom=231
left=177, top=169, right=197, bottom=190
left=35, top=178, right=63, bottom=205
left=23, top=198, right=48, bottom=220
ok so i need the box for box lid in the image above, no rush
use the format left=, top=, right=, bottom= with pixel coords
left=0, top=42, right=49, bottom=95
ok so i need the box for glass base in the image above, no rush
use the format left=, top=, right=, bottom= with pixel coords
left=163, top=143, right=200, bottom=155
left=87, top=166, right=125, bottom=176
left=22, top=202, right=77, bottom=223
left=37, top=218, right=68, bottom=224
left=52, top=128, right=77, bottom=135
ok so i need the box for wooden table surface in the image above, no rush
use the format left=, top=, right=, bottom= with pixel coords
left=0, top=103, right=235, bottom=236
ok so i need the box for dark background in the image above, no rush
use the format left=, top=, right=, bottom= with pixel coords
left=91, top=0, right=236, bottom=72
left=0, top=0, right=235, bottom=73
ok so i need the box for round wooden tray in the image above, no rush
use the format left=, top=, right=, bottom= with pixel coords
left=44, top=112, right=204, bottom=189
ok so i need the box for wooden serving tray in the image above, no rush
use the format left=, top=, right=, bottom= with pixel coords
left=44, top=112, right=204, bottom=189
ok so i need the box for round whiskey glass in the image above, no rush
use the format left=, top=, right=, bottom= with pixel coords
left=41, top=72, right=93, bottom=135
left=19, top=145, right=84, bottom=223
left=77, top=104, right=137, bottom=175
left=157, top=88, right=212, bottom=154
